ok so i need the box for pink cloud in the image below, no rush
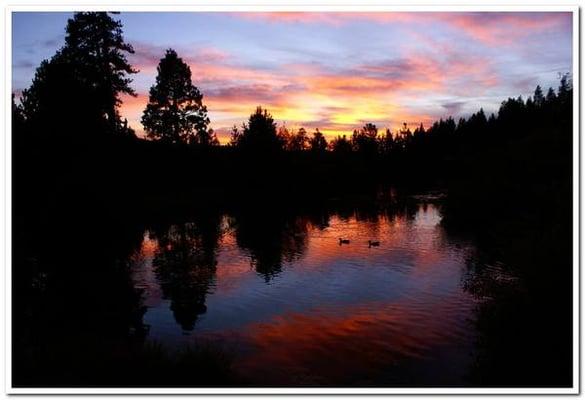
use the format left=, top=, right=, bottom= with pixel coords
left=232, top=12, right=419, bottom=26
left=232, top=12, right=571, bottom=46
left=438, top=12, right=572, bottom=46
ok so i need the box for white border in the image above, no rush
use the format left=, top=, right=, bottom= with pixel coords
left=3, top=3, right=580, bottom=395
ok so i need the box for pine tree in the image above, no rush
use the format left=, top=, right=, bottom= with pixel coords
left=287, top=127, right=309, bottom=151
left=142, top=49, right=211, bottom=145
left=533, top=85, right=545, bottom=106
left=229, top=125, right=242, bottom=147
left=309, top=128, right=328, bottom=152
left=20, top=12, right=136, bottom=136
left=63, top=12, right=137, bottom=133
left=238, top=106, right=280, bottom=152
left=546, top=87, right=557, bottom=103
left=12, top=93, right=25, bottom=134
left=558, top=73, right=572, bottom=104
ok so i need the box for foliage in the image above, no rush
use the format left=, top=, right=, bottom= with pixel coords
left=309, top=129, right=328, bottom=152
left=330, top=135, right=352, bottom=154
left=351, top=123, right=378, bottom=156
left=20, top=12, right=137, bottom=138
left=142, top=49, right=213, bottom=145
left=236, top=106, right=281, bottom=153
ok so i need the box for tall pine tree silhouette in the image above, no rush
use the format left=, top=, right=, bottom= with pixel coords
left=142, top=49, right=213, bottom=145
left=20, top=12, right=137, bottom=138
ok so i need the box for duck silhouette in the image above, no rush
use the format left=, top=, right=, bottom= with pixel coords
left=339, top=238, right=350, bottom=245
left=368, top=240, right=380, bottom=247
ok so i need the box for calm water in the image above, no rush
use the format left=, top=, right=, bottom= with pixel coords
left=126, top=194, right=506, bottom=386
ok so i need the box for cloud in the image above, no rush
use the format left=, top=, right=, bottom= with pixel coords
left=19, top=34, right=65, bottom=55
left=13, top=60, right=35, bottom=69
left=232, top=12, right=571, bottom=46
left=129, top=41, right=231, bottom=74
left=439, top=12, right=572, bottom=46
left=231, top=12, right=418, bottom=26
left=441, top=101, right=466, bottom=116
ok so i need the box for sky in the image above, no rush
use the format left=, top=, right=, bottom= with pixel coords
left=12, top=12, right=573, bottom=143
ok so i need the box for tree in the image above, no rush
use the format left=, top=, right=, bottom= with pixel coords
left=228, top=125, right=240, bottom=147
left=309, top=129, right=328, bottom=152
left=412, top=123, right=424, bottom=140
left=378, top=129, right=394, bottom=155
left=330, top=135, right=352, bottom=154
left=351, top=123, right=379, bottom=156
left=20, top=51, right=101, bottom=140
left=142, top=49, right=211, bottom=145
left=237, top=106, right=281, bottom=153
left=395, top=122, right=413, bottom=150
left=533, top=85, right=545, bottom=106
left=12, top=94, right=25, bottom=133
left=64, top=12, right=137, bottom=133
left=20, top=12, right=137, bottom=137
left=205, top=128, right=220, bottom=146
left=277, top=125, right=293, bottom=150
left=546, top=87, right=557, bottom=103
left=288, top=127, right=309, bottom=151
left=558, top=73, right=572, bottom=105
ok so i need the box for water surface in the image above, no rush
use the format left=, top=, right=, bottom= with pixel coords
left=127, top=193, right=501, bottom=386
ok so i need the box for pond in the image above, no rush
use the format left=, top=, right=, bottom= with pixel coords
left=126, top=191, right=508, bottom=386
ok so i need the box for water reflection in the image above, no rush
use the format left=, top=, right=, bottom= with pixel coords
left=232, top=211, right=309, bottom=282
left=126, top=194, right=486, bottom=385
left=148, top=214, right=222, bottom=331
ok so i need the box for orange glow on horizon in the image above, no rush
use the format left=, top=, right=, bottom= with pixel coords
left=119, top=91, right=435, bottom=145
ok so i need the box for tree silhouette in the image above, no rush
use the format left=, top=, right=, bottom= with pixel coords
left=20, top=12, right=137, bottom=138
left=12, top=94, right=25, bottom=134
left=20, top=51, right=99, bottom=140
left=289, top=127, right=309, bottom=151
left=142, top=49, right=211, bottom=145
left=63, top=12, right=137, bottom=133
left=309, top=128, right=328, bottom=152
left=330, top=135, right=352, bottom=154
left=277, top=125, right=292, bottom=150
left=533, top=85, right=545, bottom=106
left=237, top=106, right=281, bottom=153
left=557, top=73, right=572, bottom=107
left=546, top=87, right=557, bottom=103
left=378, top=129, right=394, bottom=156
left=229, top=124, right=242, bottom=147
left=351, top=123, right=379, bottom=156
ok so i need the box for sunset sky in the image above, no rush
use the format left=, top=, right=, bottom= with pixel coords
left=12, top=12, right=573, bottom=143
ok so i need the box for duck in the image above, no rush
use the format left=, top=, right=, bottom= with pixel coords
left=368, top=240, right=380, bottom=247
left=339, top=238, right=350, bottom=245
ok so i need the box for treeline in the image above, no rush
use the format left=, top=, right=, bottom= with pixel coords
left=223, top=78, right=572, bottom=161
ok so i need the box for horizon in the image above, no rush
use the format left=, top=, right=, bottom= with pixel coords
left=12, top=11, right=573, bottom=144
